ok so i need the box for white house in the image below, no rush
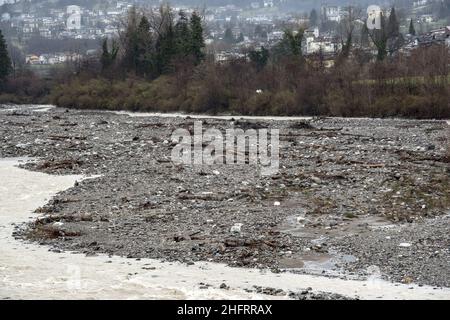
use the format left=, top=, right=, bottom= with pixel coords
left=413, top=0, right=428, bottom=7
left=321, top=5, right=341, bottom=22
left=66, top=5, right=81, bottom=31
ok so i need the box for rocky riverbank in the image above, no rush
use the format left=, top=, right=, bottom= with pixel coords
left=1, top=105, right=449, bottom=288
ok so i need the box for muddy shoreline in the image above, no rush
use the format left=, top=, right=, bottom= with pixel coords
left=1, top=105, right=449, bottom=289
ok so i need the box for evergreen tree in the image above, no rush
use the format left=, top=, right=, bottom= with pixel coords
left=101, top=38, right=109, bottom=71
left=249, top=46, right=269, bottom=71
left=121, top=7, right=140, bottom=72
left=271, top=28, right=305, bottom=61
left=155, top=22, right=176, bottom=75
left=237, top=32, right=245, bottom=43
left=386, top=7, right=403, bottom=56
left=113, top=6, right=204, bottom=76
left=255, top=25, right=263, bottom=37
left=224, top=27, right=235, bottom=44
left=149, top=4, right=176, bottom=75
left=283, top=28, right=304, bottom=56
left=309, top=9, right=318, bottom=27
left=367, top=8, right=403, bottom=61
left=387, top=7, right=399, bottom=37
left=136, top=15, right=154, bottom=76
left=409, top=19, right=416, bottom=36
left=0, top=29, right=12, bottom=80
left=175, top=10, right=191, bottom=56
left=190, top=11, right=205, bottom=64
left=100, top=38, right=118, bottom=72
left=261, top=30, right=268, bottom=39
left=376, top=13, right=388, bottom=61
left=360, top=23, right=369, bottom=47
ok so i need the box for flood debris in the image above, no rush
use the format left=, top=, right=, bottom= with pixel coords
left=1, top=105, right=449, bottom=288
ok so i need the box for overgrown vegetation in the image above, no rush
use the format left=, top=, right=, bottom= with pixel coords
left=0, top=28, right=55, bottom=103
left=52, top=41, right=450, bottom=118
left=0, top=69, right=52, bottom=104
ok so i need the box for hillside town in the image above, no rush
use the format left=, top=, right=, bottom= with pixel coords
left=0, top=0, right=449, bottom=67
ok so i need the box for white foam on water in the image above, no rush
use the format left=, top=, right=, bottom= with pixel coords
left=0, top=105, right=55, bottom=113
left=3, top=104, right=449, bottom=125
left=114, top=110, right=450, bottom=127
left=31, top=105, right=55, bottom=112
left=113, top=110, right=312, bottom=121
left=1, top=159, right=450, bottom=299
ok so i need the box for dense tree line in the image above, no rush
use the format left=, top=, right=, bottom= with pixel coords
left=51, top=39, right=450, bottom=119
left=47, top=5, right=450, bottom=119
left=101, top=6, right=205, bottom=79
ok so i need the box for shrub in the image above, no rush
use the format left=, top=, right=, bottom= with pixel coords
left=271, top=90, right=297, bottom=115
left=0, top=72, right=52, bottom=104
left=324, top=89, right=347, bottom=117
left=240, top=91, right=272, bottom=115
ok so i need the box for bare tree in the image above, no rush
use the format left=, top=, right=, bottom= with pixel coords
left=337, top=6, right=361, bottom=63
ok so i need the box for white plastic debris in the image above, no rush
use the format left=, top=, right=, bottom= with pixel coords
left=399, top=243, right=412, bottom=247
left=274, top=201, right=281, bottom=206
left=230, top=223, right=243, bottom=233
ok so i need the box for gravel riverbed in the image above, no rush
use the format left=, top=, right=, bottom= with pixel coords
left=1, top=105, right=449, bottom=289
